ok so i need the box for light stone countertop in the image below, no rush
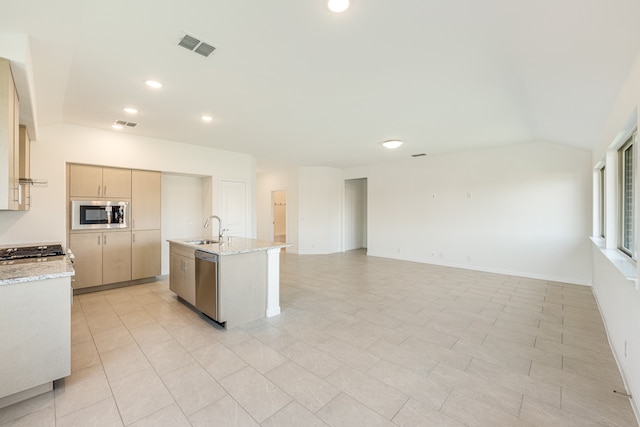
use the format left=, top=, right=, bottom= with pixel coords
left=0, top=256, right=75, bottom=285
left=168, top=236, right=289, bottom=256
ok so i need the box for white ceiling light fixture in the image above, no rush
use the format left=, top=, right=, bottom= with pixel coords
left=123, top=107, right=138, bottom=114
left=328, top=0, right=349, bottom=13
left=111, top=123, right=124, bottom=130
left=382, top=139, right=403, bottom=149
left=145, top=80, right=162, bottom=89
left=201, top=115, right=213, bottom=122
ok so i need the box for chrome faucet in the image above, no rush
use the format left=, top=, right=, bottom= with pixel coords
left=203, top=215, right=222, bottom=241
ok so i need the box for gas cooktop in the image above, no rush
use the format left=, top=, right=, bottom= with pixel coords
left=0, top=244, right=65, bottom=263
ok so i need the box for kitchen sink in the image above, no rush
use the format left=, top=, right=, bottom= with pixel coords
left=186, top=239, right=218, bottom=245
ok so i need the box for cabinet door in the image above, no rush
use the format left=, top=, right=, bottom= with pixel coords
left=103, top=167, right=131, bottom=198
left=132, top=170, right=161, bottom=229
left=132, top=229, right=161, bottom=280
left=169, top=253, right=183, bottom=295
left=102, top=231, right=132, bottom=284
left=0, top=59, right=19, bottom=210
left=69, top=232, right=103, bottom=289
left=182, top=258, right=196, bottom=306
left=169, top=252, right=195, bottom=305
left=69, top=164, right=103, bottom=198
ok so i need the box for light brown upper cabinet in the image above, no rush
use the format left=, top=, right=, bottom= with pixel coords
left=0, top=58, right=20, bottom=210
left=131, top=170, right=161, bottom=230
left=69, top=164, right=131, bottom=199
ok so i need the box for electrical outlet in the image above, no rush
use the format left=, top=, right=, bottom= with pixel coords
left=439, top=253, right=443, bottom=258
left=466, top=192, right=472, bottom=199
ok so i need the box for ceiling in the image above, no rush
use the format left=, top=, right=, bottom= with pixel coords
left=1, top=0, right=640, bottom=171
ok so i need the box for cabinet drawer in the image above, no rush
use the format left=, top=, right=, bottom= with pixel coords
left=170, top=244, right=195, bottom=259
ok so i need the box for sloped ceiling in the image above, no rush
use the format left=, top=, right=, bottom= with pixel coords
left=1, top=0, right=639, bottom=170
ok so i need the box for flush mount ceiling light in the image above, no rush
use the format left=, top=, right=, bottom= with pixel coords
left=328, top=0, right=349, bottom=13
left=382, top=139, right=403, bottom=149
left=144, top=80, right=162, bottom=89
left=112, top=124, right=124, bottom=130
left=123, top=107, right=138, bottom=114
left=201, top=115, right=213, bottom=122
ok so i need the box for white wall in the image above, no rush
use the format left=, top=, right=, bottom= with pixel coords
left=161, top=174, right=204, bottom=275
left=344, top=141, right=592, bottom=285
left=298, top=167, right=343, bottom=254
left=590, top=50, right=640, bottom=420
left=0, top=122, right=257, bottom=274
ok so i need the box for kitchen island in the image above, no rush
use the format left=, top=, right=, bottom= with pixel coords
left=167, top=237, right=288, bottom=328
left=0, top=246, right=74, bottom=409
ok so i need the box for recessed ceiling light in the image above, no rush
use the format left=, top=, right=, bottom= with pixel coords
left=201, top=115, right=213, bottom=122
left=328, top=0, right=349, bottom=13
left=123, top=107, right=138, bottom=114
left=145, top=80, right=162, bottom=89
left=112, top=124, right=124, bottom=130
left=382, top=139, right=403, bottom=149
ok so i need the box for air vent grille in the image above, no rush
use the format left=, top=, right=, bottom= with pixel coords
left=114, top=120, right=138, bottom=127
left=411, top=153, right=427, bottom=157
left=178, top=33, right=216, bottom=58
left=178, top=34, right=200, bottom=51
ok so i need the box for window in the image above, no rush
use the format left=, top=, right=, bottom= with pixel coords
left=599, top=166, right=605, bottom=238
left=619, top=134, right=636, bottom=258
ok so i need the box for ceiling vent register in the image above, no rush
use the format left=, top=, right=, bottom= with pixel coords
left=114, top=120, right=138, bottom=127
left=178, top=34, right=216, bottom=57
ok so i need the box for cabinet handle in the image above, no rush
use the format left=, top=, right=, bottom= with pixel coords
left=104, top=234, right=107, bottom=245
left=97, top=235, right=101, bottom=245
left=132, top=233, right=136, bottom=243
left=104, top=185, right=107, bottom=196
left=97, top=185, right=101, bottom=196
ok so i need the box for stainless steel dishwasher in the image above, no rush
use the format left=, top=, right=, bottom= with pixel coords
left=195, top=250, right=220, bottom=322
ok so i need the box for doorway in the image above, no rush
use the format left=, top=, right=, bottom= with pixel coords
left=344, top=178, right=367, bottom=251
left=272, top=190, right=287, bottom=245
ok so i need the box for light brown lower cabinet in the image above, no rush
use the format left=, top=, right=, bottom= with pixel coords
left=132, top=229, right=161, bottom=280
left=169, top=244, right=195, bottom=306
left=69, top=231, right=131, bottom=289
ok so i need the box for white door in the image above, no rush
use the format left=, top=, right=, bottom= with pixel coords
left=220, top=180, right=247, bottom=237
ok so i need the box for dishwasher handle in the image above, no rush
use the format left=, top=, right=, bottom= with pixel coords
left=195, top=250, right=218, bottom=263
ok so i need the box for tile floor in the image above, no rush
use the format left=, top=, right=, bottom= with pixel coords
left=0, top=250, right=637, bottom=426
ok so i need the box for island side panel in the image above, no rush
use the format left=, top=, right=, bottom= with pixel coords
left=218, top=251, right=267, bottom=328
left=266, top=248, right=281, bottom=317
left=0, top=277, right=71, bottom=407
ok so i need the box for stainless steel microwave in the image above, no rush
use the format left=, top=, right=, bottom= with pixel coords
left=71, top=200, right=129, bottom=230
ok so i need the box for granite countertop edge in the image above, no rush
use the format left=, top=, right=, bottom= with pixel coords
left=0, top=257, right=75, bottom=285
left=168, top=237, right=290, bottom=256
